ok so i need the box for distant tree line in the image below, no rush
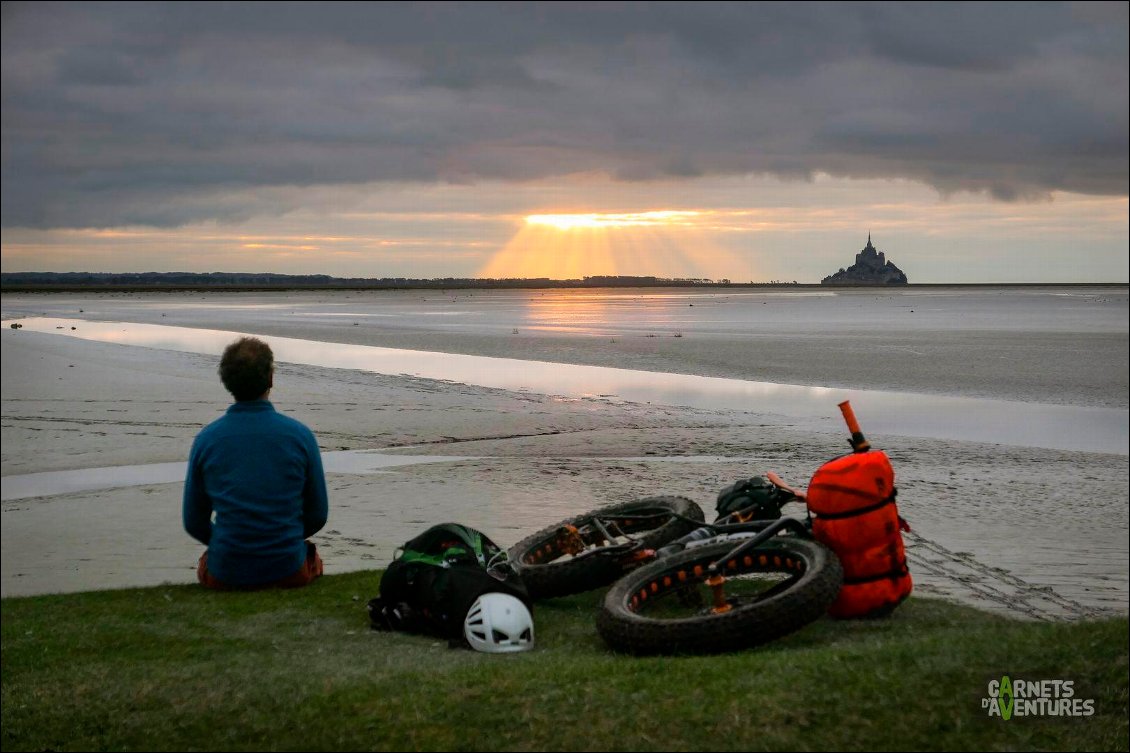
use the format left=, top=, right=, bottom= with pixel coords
left=1, top=272, right=802, bottom=291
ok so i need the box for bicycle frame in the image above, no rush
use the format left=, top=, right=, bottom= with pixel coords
left=588, top=400, right=871, bottom=612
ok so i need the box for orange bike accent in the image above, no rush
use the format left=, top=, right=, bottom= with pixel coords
left=838, top=400, right=862, bottom=436
left=706, top=574, right=732, bottom=614
left=557, top=524, right=584, bottom=556
left=766, top=470, right=806, bottom=501
left=838, top=400, right=871, bottom=453
left=626, top=548, right=657, bottom=564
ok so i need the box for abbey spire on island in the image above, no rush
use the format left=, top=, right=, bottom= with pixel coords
left=821, top=234, right=908, bottom=285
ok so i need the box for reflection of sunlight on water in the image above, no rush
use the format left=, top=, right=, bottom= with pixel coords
left=526, top=290, right=638, bottom=337
left=513, top=289, right=842, bottom=335
left=4, top=316, right=1127, bottom=455
left=561, top=291, right=838, bottom=299
left=523, top=289, right=702, bottom=336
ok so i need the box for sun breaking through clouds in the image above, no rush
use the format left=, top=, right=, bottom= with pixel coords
left=525, top=211, right=702, bottom=231
left=480, top=211, right=749, bottom=280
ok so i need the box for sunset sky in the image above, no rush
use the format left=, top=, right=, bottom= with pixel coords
left=2, top=2, right=1127, bottom=283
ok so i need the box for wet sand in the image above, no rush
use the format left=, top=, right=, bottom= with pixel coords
left=1, top=288, right=1127, bottom=618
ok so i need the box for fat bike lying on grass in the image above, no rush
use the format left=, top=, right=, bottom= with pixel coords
left=507, top=495, right=708, bottom=601
left=594, top=471, right=841, bottom=655
left=509, top=402, right=912, bottom=655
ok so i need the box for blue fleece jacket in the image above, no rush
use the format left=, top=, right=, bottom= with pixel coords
left=183, top=400, right=329, bottom=586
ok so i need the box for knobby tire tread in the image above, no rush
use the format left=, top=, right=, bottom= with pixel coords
left=509, top=496, right=705, bottom=600
left=597, top=537, right=843, bottom=655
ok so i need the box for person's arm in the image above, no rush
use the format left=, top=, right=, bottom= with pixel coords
left=182, top=437, right=213, bottom=545
left=302, top=432, right=329, bottom=538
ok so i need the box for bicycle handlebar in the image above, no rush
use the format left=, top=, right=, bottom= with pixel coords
left=839, top=400, right=871, bottom=453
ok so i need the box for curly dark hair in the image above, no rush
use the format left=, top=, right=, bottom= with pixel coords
left=218, top=337, right=274, bottom=401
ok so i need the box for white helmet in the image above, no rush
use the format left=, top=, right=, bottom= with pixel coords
left=463, top=592, right=535, bottom=653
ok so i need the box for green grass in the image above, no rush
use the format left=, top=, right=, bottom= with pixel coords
left=2, top=572, right=1127, bottom=751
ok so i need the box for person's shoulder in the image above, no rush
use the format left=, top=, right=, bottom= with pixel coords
left=271, top=409, right=316, bottom=438
left=189, top=412, right=231, bottom=454
left=195, top=412, right=231, bottom=439
left=275, top=412, right=320, bottom=453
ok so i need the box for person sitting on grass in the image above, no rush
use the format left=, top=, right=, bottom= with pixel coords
left=183, top=336, right=329, bottom=590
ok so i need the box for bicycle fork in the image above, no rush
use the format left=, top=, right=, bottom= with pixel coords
left=703, top=518, right=809, bottom=614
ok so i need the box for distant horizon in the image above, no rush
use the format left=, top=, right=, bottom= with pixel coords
left=2, top=270, right=1126, bottom=290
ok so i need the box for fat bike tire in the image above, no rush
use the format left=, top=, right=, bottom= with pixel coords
left=509, top=496, right=705, bottom=600
left=597, top=537, right=843, bottom=655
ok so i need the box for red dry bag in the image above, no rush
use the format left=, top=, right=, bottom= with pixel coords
left=806, top=449, right=912, bottom=618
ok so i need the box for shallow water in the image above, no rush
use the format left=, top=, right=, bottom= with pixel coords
left=5, top=316, right=1126, bottom=454
left=0, top=453, right=770, bottom=502
left=16, top=286, right=1122, bottom=335
left=0, top=452, right=479, bottom=501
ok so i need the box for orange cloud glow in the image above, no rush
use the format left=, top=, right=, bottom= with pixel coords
left=525, top=210, right=702, bottom=230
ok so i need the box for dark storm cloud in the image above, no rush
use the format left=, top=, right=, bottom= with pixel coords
left=2, top=1, right=1126, bottom=228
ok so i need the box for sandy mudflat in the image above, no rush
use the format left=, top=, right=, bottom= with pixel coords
left=1, top=289, right=1127, bottom=619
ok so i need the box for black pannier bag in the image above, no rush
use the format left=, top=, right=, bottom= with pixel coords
left=368, top=523, right=531, bottom=647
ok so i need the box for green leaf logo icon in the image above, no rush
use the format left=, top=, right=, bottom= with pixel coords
left=1000, top=675, right=1014, bottom=721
